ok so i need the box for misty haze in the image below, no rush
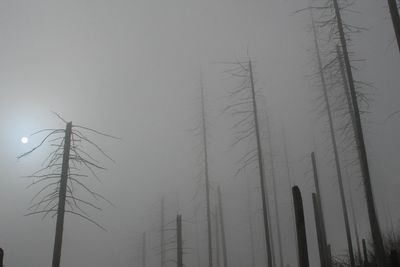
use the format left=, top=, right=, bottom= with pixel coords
left=0, top=1, right=399, bottom=267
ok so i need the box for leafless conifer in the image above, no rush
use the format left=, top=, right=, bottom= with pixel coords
left=18, top=114, right=119, bottom=267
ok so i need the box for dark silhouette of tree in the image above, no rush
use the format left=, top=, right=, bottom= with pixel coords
left=0, top=248, right=3, bottom=267
left=332, top=1, right=386, bottom=264
left=18, top=113, right=118, bottom=267
left=292, top=186, right=310, bottom=267
left=387, top=0, right=400, bottom=52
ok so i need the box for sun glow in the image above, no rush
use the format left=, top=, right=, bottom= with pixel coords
left=21, top=137, right=28, bottom=144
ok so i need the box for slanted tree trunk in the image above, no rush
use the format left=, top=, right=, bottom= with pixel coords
left=292, top=186, right=309, bottom=267
left=265, top=189, right=276, bottom=267
left=52, top=121, right=72, bottom=267
left=311, top=11, right=355, bottom=267
left=332, top=1, right=386, bottom=265
left=311, top=152, right=330, bottom=267
left=245, top=177, right=256, bottom=267
left=336, top=43, right=365, bottom=267
left=312, top=193, right=329, bottom=267
left=388, top=0, right=400, bottom=52
left=362, top=239, right=369, bottom=267
left=249, top=60, right=273, bottom=267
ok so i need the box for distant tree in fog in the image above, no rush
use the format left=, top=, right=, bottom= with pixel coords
left=222, top=59, right=273, bottom=267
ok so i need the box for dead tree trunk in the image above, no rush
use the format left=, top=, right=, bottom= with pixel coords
left=266, top=115, right=284, bottom=267
left=217, top=187, right=228, bottom=267
left=161, top=197, right=166, bottom=267
left=194, top=207, right=202, bottom=267
left=311, top=152, right=330, bottom=267
left=362, top=239, right=369, bottom=267
left=336, top=43, right=365, bottom=267
left=249, top=60, right=273, bottom=267
left=215, top=207, right=220, bottom=267
left=390, top=250, right=399, bottom=267
left=327, top=244, right=333, bottom=266
left=282, top=126, right=299, bottom=265
left=52, top=121, right=72, bottom=267
left=200, top=79, right=213, bottom=267
left=245, top=177, right=256, bottom=267
left=347, top=174, right=363, bottom=266
left=311, top=11, right=355, bottom=267
left=177, top=214, right=183, bottom=267
left=265, top=190, right=276, bottom=267
left=332, top=1, right=386, bottom=265
left=142, top=232, right=147, bottom=267
left=292, top=186, right=309, bottom=267
left=388, top=0, right=400, bottom=52
left=312, top=193, right=329, bottom=267
left=0, top=248, right=3, bottom=267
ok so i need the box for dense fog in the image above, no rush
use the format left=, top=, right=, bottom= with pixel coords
left=0, top=1, right=399, bottom=267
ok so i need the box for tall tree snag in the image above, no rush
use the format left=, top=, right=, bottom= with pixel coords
left=311, top=152, right=330, bottom=267
left=311, top=10, right=355, bottom=267
left=266, top=114, right=284, bottom=267
left=249, top=61, right=273, bottom=267
left=332, top=1, right=386, bottom=265
left=200, top=78, right=213, bottom=267
left=282, top=126, right=299, bottom=266
left=52, top=121, right=72, bottom=267
left=18, top=115, right=118, bottom=267
left=312, top=193, right=329, bottom=267
left=223, top=59, right=273, bottom=267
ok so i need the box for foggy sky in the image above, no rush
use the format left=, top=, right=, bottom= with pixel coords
left=0, top=0, right=399, bottom=266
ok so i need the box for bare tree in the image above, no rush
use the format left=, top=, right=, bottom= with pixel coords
left=282, top=125, right=299, bottom=267
left=305, top=0, right=386, bottom=262
left=18, top=114, right=118, bottom=267
left=265, top=114, right=284, bottom=267
left=199, top=77, right=214, bottom=267
left=311, top=152, right=330, bottom=267
left=222, top=59, right=273, bottom=267
left=310, top=9, right=356, bottom=267
left=331, top=1, right=386, bottom=264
